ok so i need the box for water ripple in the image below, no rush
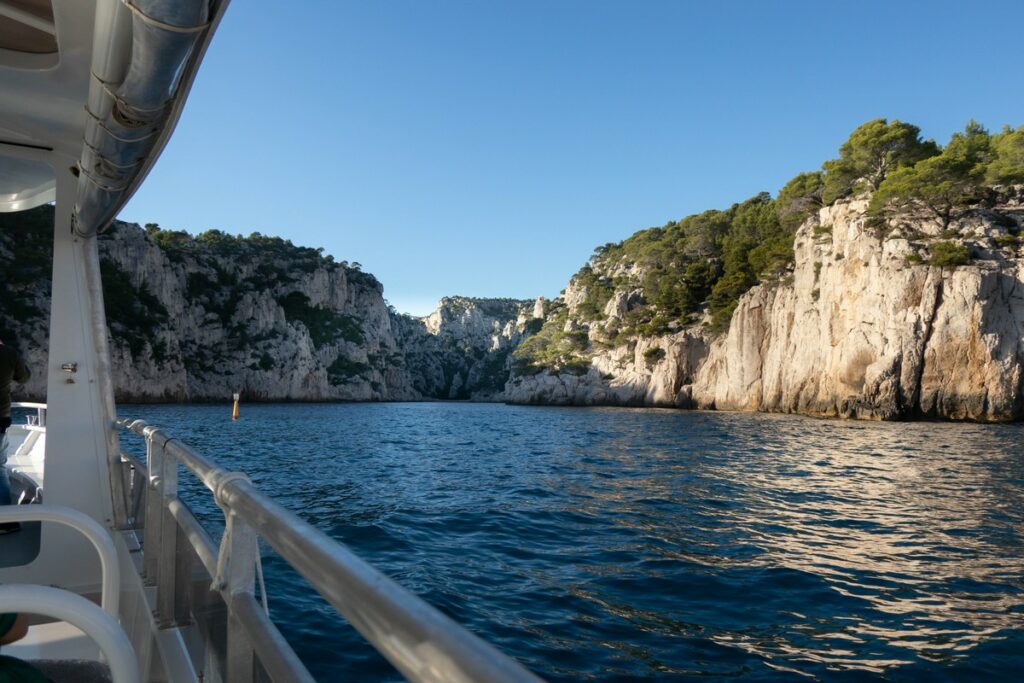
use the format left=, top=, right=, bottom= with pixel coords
left=118, top=403, right=1024, bottom=680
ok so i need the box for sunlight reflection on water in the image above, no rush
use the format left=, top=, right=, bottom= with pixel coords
left=117, top=403, right=1024, bottom=680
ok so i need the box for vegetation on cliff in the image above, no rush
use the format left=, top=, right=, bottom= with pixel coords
left=4, top=118, right=1023, bottom=401
left=0, top=205, right=53, bottom=336
left=513, top=299, right=591, bottom=376
left=514, top=118, right=1024, bottom=376
left=870, top=122, right=1024, bottom=228
left=0, top=208, right=533, bottom=401
left=131, top=224, right=382, bottom=361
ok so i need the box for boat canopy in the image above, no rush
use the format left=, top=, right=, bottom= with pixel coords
left=0, top=0, right=227, bottom=233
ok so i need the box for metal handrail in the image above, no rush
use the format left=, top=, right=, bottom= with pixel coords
left=0, top=585, right=139, bottom=683
left=118, top=451, right=148, bottom=528
left=118, top=417, right=542, bottom=683
left=11, top=401, right=46, bottom=427
left=0, top=504, right=120, bottom=617
left=116, top=421, right=312, bottom=683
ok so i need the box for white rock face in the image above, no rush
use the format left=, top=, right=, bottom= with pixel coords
left=399, top=296, right=536, bottom=400
left=508, top=190, right=1024, bottom=421
left=691, top=195, right=1024, bottom=420
left=504, top=328, right=709, bottom=406
left=2, top=219, right=531, bottom=403
left=7, top=190, right=1024, bottom=420
left=532, top=297, right=547, bottom=319
left=96, top=223, right=418, bottom=402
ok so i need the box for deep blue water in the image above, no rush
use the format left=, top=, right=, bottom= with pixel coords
left=117, top=403, right=1024, bottom=681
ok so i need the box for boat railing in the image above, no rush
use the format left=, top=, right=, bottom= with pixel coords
left=116, top=417, right=542, bottom=683
left=11, top=401, right=46, bottom=429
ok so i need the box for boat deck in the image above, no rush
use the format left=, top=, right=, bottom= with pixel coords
left=3, top=619, right=101, bottom=662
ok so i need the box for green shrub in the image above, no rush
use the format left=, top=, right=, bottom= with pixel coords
left=523, top=318, right=544, bottom=335
left=929, top=241, right=971, bottom=267
left=0, top=205, right=53, bottom=321
left=186, top=272, right=216, bottom=299
left=869, top=122, right=991, bottom=229
left=643, top=347, right=665, bottom=367
left=515, top=118, right=1020, bottom=376
left=821, top=119, right=939, bottom=203
left=99, top=258, right=168, bottom=359
left=994, top=234, right=1019, bottom=249
left=152, top=229, right=192, bottom=253
left=277, top=291, right=364, bottom=346
left=562, top=358, right=591, bottom=375
left=985, top=124, right=1024, bottom=185
left=474, top=349, right=512, bottom=393
left=327, top=355, right=369, bottom=384
left=813, top=224, right=833, bottom=238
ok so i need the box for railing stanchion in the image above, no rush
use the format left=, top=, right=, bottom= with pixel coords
left=173, top=522, right=193, bottom=626
left=142, top=428, right=163, bottom=585
left=224, top=507, right=258, bottom=683
left=156, top=434, right=180, bottom=627
left=119, top=449, right=149, bottom=528
left=131, top=462, right=147, bottom=528
left=118, top=455, right=133, bottom=526
left=117, top=416, right=543, bottom=683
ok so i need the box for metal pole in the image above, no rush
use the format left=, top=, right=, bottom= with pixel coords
left=156, top=432, right=179, bottom=628
left=167, top=498, right=217, bottom=576
left=222, top=481, right=543, bottom=683
left=80, top=226, right=128, bottom=529
left=173, top=523, right=193, bottom=626
left=129, top=462, right=147, bottom=528
left=142, top=426, right=162, bottom=585
left=118, top=418, right=544, bottom=683
left=231, top=593, right=315, bottom=683
left=224, top=509, right=257, bottom=683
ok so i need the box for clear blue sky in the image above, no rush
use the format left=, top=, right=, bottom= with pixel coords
left=120, top=1, right=1024, bottom=316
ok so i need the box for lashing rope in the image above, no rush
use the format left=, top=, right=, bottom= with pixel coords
left=211, top=471, right=269, bottom=616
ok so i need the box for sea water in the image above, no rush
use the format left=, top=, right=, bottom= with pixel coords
left=118, top=402, right=1024, bottom=681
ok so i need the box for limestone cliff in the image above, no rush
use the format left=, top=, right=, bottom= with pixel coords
left=394, top=296, right=538, bottom=400
left=0, top=210, right=531, bottom=402
left=693, top=191, right=1024, bottom=420
left=506, top=188, right=1024, bottom=421
left=5, top=189, right=1024, bottom=420
left=98, top=222, right=415, bottom=401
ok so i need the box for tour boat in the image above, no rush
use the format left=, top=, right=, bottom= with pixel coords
left=0, top=1, right=540, bottom=680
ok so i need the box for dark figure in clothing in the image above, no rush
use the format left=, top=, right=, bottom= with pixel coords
left=1, top=612, right=53, bottom=682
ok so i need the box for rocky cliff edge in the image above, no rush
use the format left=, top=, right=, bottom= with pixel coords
left=507, top=190, right=1024, bottom=421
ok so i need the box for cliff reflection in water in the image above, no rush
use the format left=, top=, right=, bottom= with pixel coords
left=117, top=403, right=1024, bottom=680
left=556, top=411, right=1023, bottom=675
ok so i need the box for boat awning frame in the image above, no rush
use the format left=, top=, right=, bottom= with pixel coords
left=0, top=0, right=230, bottom=233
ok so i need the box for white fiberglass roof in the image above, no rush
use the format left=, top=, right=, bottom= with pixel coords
left=0, top=0, right=228, bottom=231
left=0, top=0, right=95, bottom=212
